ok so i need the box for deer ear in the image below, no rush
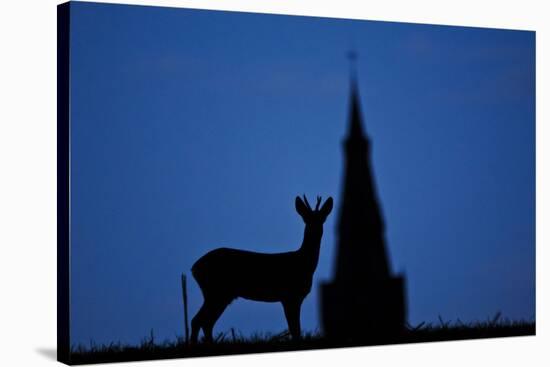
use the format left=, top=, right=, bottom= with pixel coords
left=320, top=197, right=333, bottom=219
left=295, top=196, right=309, bottom=218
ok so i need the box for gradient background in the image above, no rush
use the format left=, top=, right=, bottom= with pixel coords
left=69, top=1, right=535, bottom=346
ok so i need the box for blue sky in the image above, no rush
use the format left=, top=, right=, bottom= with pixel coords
left=69, top=1, right=535, bottom=346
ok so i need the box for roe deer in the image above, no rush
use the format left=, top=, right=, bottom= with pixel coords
left=190, top=195, right=333, bottom=343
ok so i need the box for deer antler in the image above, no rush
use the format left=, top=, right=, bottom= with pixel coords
left=315, top=196, right=322, bottom=211
left=303, top=194, right=312, bottom=210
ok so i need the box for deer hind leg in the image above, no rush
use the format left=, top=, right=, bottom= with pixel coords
left=202, top=297, right=232, bottom=343
left=191, top=302, right=208, bottom=344
left=282, top=298, right=303, bottom=340
left=198, top=296, right=232, bottom=343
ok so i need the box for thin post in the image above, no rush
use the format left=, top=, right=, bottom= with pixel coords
left=181, top=273, right=189, bottom=343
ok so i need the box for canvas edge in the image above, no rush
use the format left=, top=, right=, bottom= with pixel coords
left=57, top=1, right=71, bottom=365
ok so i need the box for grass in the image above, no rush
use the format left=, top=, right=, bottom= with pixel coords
left=69, top=316, right=535, bottom=365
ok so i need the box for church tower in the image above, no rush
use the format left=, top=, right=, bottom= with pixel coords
left=320, top=57, right=407, bottom=338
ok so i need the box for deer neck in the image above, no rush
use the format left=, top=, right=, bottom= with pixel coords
left=297, top=225, right=323, bottom=273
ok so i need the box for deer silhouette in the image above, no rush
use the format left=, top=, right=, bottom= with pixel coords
left=190, top=195, right=333, bottom=343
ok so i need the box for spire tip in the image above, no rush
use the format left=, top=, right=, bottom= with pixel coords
left=347, top=50, right=358, bottom=79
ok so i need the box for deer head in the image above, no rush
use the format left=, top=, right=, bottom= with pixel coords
left=295, top=195, right=333, bottom=227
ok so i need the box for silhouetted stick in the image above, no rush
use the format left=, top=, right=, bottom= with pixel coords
left=181, top=274, right=189, bottom=344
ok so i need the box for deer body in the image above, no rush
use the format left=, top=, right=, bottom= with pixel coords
left=190, top=196, right=333, bottom=343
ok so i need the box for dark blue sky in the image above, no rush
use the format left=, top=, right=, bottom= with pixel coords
left=69, top=2, right=535, bottom=346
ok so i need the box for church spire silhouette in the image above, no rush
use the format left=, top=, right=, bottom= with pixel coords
left=348, top=77, right=366, bottom=139
left=320, top=54, right=407, bottom=338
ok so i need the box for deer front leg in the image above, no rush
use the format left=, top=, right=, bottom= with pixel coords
left=282, top=298, right=303, bottom=340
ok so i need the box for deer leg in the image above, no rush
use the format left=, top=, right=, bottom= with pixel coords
left=201, top=297, right=231, bottom=343
left=191, top=302, right=208, bottom=344
left=282, top=298, right=303, bottom=340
